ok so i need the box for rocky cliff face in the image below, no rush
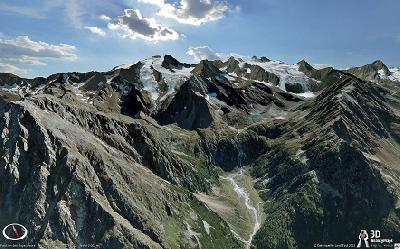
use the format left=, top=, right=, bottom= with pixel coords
left=345, top=60, right=391, bottom=83
left=0, top=94, right=240, bottom=248
left=251, top=76, right=400, bottom=248
left=0, top=55, right=400, bottom=248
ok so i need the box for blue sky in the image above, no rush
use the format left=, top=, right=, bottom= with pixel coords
left=0, top=0, right=399, bottom=78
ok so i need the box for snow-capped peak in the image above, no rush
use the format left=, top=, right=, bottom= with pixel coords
left=138, top=55, right=194, bottom=101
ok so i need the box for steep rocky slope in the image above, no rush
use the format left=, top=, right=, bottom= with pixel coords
left=0, top=94, right=241, bottom=248
left=250, top=76, right=400, bottom=248
left=297, top=60, right=345, bottom=91
left=345, top=60, right=391, bottom=83
left=1, top=55, right=400, bottom=248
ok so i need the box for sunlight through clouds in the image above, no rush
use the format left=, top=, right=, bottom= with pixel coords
left=138, top=0, right=229, bottom=25
left=108, top=9, right=179, bottom=41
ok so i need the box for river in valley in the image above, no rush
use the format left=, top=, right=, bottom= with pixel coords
left=220, top=169, right=262, bottom=249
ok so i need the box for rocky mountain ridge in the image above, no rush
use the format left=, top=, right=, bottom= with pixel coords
left=0, top=55, right=400, bottom=248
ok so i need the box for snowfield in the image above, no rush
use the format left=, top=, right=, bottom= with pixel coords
left=249, top=60, right=312, bottom=91
left=389, top=67, right=400, bottom=82
left=139, top=56, right=194, bottom=101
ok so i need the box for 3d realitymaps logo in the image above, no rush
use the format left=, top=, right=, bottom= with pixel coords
left=356, top=229, right=395, bottom=248
left=2, top=223, right=28, bottom=241
left=357, top=230, right=369, bottom=248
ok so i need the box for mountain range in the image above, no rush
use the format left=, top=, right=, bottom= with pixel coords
left=0, top=55, right=399, bottom=248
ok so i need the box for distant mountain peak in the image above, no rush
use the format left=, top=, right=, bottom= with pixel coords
left=345, top=59, right=391, bottom=82
left=297, top=59, right=315, bottom=72
left=371, top=60, right=390, bottom=76
left=191, top=60, right=221, bottom=78
left=251, top=56, right=270, bottom=63
left=161, top=54, right=183, bottom=69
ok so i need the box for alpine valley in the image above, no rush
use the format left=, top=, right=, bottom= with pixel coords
left=0, top=55, right=400, bottom=249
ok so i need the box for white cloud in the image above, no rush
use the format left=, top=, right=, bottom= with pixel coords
left=0, top=36, right=77, bottom=62
left=108, top=9, right=179, bottom=41
left=0, top=63, right=27, bottom=75
left=99, top=14, right=112, bottom=22
left=0, top=35, right=77, bottom=74
left=186, top=46, right=221, bottom=61
left=84, top=26, right=106, bottom=37
left=138, top=0, right=229, bottom=25
left=186, top=45, right=244, bottom=62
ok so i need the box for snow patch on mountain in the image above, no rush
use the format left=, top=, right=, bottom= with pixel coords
left=249, top=60, right=311, bottom=91
left=114, top=63, right=134, bottom=70
left=378, top=69, right=388, bottom=79
left=140, top=59, right=159, bottom=100
left=219, top=56, right=315, bottom=93
left=139, top=56, right=194, bottom=100
left=72, top=82, right=90, bottom=102
left=0, top=83, right=20, bottom=92
left=389, top=67, right=400, bottom=82
left=295, top=92, right=315, bottom=99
